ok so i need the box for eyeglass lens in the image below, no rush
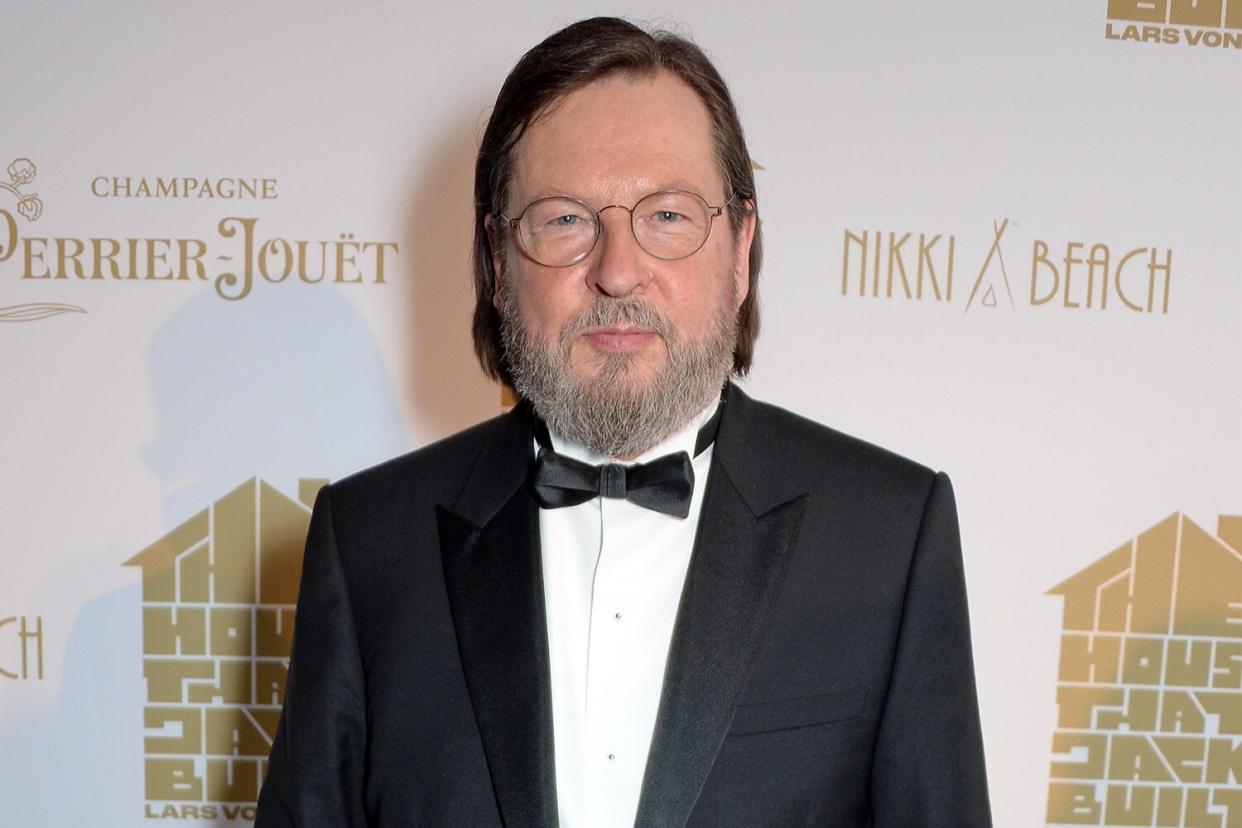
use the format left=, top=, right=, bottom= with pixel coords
left=517, top=191, right=714, bottom=266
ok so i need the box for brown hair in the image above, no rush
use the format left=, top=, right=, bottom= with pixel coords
left=471, top=16, right=762, bottom=385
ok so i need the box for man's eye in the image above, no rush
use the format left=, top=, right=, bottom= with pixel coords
left=551, top=214, right=581, bottom=226
left=655, top=210, right=684, bottom=223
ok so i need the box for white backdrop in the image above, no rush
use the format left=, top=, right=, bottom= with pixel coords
left=2, top=1, right=1239, bottom=825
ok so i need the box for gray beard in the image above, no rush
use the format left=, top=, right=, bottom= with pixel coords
left=498, top=281, right=737, bottom=460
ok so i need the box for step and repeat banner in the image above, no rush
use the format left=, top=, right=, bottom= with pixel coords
left=2, top=2, right=1238, bottom=825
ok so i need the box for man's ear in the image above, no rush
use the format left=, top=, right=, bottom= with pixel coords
left=731, top=202, right=757, bottom=309
left=486, top=214, right=506, bottom=308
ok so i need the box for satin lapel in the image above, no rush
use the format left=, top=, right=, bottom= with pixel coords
left=438, top=404, right=558, bottom=828
left=634, top=384, right=809, bottom=828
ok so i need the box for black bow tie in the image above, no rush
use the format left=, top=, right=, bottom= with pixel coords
left=530, top=405, right=722, bottom=519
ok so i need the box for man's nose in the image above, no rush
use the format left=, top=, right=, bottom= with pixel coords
left=587, top=206, right=649, bottom=298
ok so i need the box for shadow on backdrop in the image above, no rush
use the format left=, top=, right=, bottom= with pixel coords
left=0, top=281, right=408, bottom=826
left=143, top=283, right=408, bottom=528
left=0, top=106, right=501, bottom=827
left=400, top=107, right=502, bottom=436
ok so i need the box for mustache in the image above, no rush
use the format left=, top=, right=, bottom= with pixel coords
left=559, top=298, right=674, bottom=345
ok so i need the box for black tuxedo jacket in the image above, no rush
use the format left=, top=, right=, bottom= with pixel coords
left=255, top=384, right=992, bottom=827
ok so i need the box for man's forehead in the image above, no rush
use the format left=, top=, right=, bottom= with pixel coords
left=510, top=70, right=722, bottom=205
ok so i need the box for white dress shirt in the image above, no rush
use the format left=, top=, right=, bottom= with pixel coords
left=539, top=402, right=718, bottom=828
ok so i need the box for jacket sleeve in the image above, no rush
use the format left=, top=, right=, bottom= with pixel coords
left=869, top=472, right=993, bottom=827
left=255, top=485, right=368, bottom=827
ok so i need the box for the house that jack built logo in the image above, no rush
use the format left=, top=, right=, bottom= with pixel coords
left=124, top=477, right=325, bottom=819
left=1045, top=511, right=1242, bottom=827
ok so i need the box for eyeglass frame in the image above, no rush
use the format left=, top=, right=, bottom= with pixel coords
left=498, top=189, right=737, bottom=267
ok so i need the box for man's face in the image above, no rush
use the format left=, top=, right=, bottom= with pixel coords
left=492, top=70, right=755, bottom=457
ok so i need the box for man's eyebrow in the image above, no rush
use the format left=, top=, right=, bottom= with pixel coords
left=651, top=180, right=710, bottom=195
left=522, top=181, right=719, bottom=205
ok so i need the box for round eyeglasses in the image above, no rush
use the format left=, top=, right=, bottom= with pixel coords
left=501, top=190, right=734, bottom=268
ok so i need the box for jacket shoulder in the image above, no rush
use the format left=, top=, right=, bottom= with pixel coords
left=326, top=409, right=512, bottom=514
left=732, top=392, right=940, bottom=502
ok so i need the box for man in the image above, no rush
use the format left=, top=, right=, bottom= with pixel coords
left=256, top=17, right=992, bottom=828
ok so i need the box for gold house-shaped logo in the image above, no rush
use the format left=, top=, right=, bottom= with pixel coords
left=124, top=477, right=324, bottom=812
left=1045, top=512, right=1242, bottom=826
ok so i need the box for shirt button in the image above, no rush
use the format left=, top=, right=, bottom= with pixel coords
left=607, top=753, right=616, bottom=761
left=614, top=612, right=622, bottom=620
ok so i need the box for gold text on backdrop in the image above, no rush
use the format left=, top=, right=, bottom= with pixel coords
left=0, top=211, right=398, bottom=301
left=1105, top=0, right=1242, bottom=48
left=90, top=177, right=279, bottom=200
left=0, top=162, right=400, bottom=311
left=841, top=230, right=956, bottom=302
left=0, top=616, right=44, bottom=680
left=839, top=221, right=1174, bottom=316
left=1031, top=243, right=1172, bottom=314
left=124, top=478, right=325, bottom=816
left=1045, top=512, right=1242, bottom=826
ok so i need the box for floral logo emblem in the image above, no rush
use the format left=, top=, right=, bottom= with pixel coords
left=1, top=157, right=44, bottom=222
left=1, top=156, right=84, bottom=322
